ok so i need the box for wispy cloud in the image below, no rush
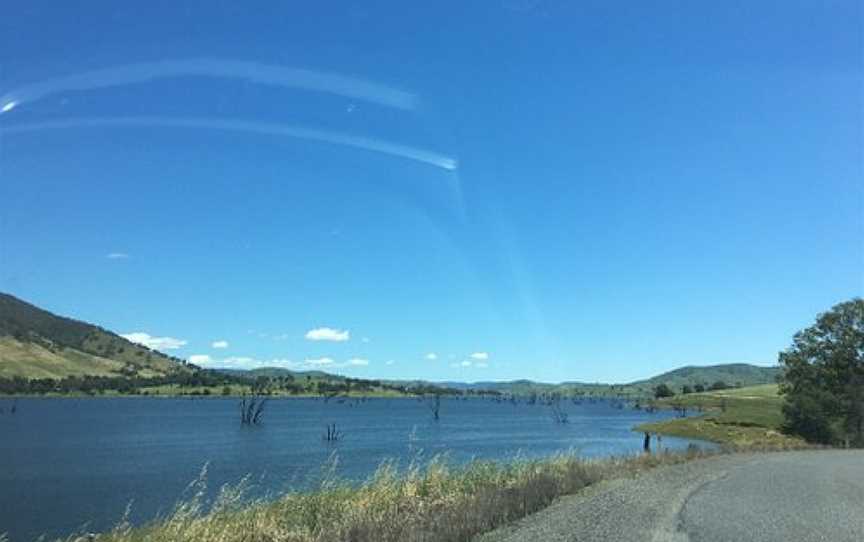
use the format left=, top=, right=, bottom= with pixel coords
left=211, top=340, right=229, bottom=349
left=121, top=332, right=187, bottom=351
left=470, top=352, right=489, bottom=360
left=450, top=359, right=488, bottom=369
left=106, top=252, right=129, bottom=260
left=305, top=357, right=335, bottom=366
left=347, top=357, right=369, bottom=366
left=305, top=327, right=350, bottom=342
left=425, top=352, right=438, bottom=360
left=385, top=360, right=396, bottom=366
left=361, top=337, right=371, bottom=343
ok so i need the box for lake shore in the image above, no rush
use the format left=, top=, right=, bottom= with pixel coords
left=635, top=385, right=808, bottom=449
left=52, top=447, right=717, bottom=542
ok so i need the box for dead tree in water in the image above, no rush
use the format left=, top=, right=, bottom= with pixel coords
left=239, top=396, right=267, bottom=425
left=323, top=423, right=343, bottom=441
left=549, top=395, right=569, bottom=424
left=427, top=393, right=441, bottom=421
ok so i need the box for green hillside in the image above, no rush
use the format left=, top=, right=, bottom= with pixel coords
left=626, top=363, right=781, bottom=393
left=0, top=292, right=190, bottom=379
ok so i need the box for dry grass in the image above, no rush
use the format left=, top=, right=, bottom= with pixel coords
left=57, top=448, right=714, bottom=542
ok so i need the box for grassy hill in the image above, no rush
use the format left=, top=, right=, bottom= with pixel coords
left=0, top=292, right=190, bottom=379
left=626, top=363, right=781, bottom=393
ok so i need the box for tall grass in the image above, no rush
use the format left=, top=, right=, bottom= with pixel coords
left=61, top=447, right=713, bottom=542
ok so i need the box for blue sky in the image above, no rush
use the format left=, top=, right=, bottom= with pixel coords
left=1, top=1, right=861, bottom=383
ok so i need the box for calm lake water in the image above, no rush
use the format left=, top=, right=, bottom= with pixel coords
left=0, top=397, right=707, bottom=541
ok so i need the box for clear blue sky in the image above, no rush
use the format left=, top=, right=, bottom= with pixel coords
left=1, top=1, right=861, bottom=383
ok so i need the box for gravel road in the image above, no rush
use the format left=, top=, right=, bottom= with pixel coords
left=477, top=450, right=864, bottom=542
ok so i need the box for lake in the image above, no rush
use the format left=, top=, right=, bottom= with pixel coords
left=0, top=397, right=707, bottom=541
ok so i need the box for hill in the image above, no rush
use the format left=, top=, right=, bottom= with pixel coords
left=433, top=364, right=780, bottom=397
left=626, top=363, right=781, bottom=393
left=0, top=292, right=190, bottom=379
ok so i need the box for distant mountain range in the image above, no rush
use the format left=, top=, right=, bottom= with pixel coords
left=0, top=293, right=190, bottom=379
left=436, top=363, right=779, bottom=395
left=0, top=292, right=780, bottom=392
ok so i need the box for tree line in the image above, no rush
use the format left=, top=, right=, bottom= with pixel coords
left=0, top=369, right=460, bottom=398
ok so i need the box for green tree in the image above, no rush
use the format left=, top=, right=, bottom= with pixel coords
left=779, top=298, right=864, bottom=446
left=654, top=383, right=675, bottom=399
left=681, top=385, right=693, bottom=395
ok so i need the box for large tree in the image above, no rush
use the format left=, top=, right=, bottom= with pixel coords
left=779, top=298, right=864, bottom=446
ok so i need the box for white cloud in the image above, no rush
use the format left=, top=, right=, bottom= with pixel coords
left=211, top=340, right=229, bottom=349
left=470, top=352, right=489, bottom=360
left=305, top=357, right=335, bottom=366
left=106, top=252, right=129, bottom=260
left=385, top=360, right=396, bottom=366
left=461, top=360, right=472, bottom=367
left=475, top=362, right=489, bottom=368
left=425, top=352, right=438, bottom=360
left=121, top=332, right=187, bottom=351
left=305, top=327, right=350, bottom=342
left=221, top=357, right=268, bottom=369
left=188, top=354, right=212, bottom=365
left=182, top=353, right=371, bottom=371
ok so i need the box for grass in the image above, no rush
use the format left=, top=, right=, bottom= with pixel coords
left=53, top=448, right=714, bottom=542
left=0, top=336, right=127, bottom=379
left=636, top=384, right=807, bottom=448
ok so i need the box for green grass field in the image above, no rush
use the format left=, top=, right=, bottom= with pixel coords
left=636, top=384, right=807, bottom=448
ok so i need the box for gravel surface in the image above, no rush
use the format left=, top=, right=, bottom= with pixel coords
left=477, top=450, right=864, bottom=542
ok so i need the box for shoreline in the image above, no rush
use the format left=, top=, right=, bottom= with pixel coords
left=40, top=447, right=720, bottom=542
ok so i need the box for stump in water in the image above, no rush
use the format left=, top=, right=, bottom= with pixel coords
left=643, top=432, right=651, bottom=452
left=239, top=396, right=267, bottom=425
